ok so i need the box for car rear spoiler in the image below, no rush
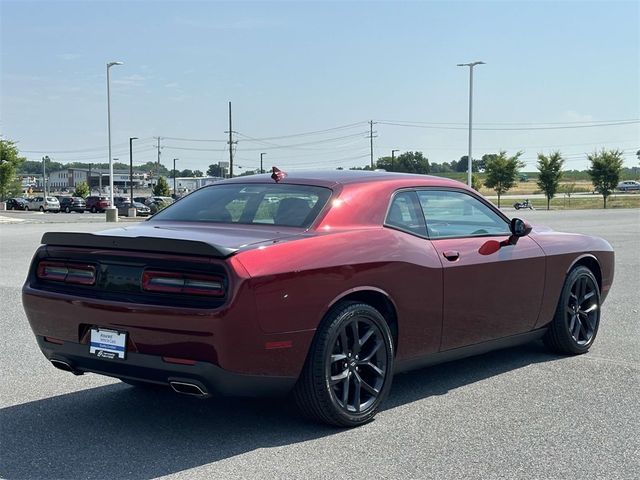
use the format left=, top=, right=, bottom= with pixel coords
left=41, top=232, right=237, bottom=258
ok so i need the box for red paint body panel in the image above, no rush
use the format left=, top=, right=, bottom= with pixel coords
left=21, top=171, right=615, bottom=394
left=432, top=235, right=545, bottom=350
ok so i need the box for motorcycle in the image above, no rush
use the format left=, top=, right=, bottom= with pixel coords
left=513, top=199, right=534, bottom=210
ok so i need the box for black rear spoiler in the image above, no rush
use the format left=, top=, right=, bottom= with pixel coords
left=41, top=232, right=237, bottom=258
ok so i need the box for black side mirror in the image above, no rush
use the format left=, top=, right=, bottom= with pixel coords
left=510, top=218, right=532, bottom=237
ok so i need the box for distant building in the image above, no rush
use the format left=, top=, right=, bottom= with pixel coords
left=173, top=176, right=223, bottom=193
left=46, top=168, right=148, bottom=192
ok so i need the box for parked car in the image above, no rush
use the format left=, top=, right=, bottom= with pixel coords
left=22, top=170, right=614, bottom=427
left=27, top=196, right=60, bottom=212
left=133, top=196, right=149, bottom=204
left=59, top=197, right=86, bottom=213
left=113, top=196, right=131, bottom=206
left=145, top=195, right=174, bottom=205
left=116, top=201, right=151, bottom=217
left=5, top=198, right=29, bottom=210
left=85, top=196, right=110, bottom=213
left=616, top=180, right=640, bottom=192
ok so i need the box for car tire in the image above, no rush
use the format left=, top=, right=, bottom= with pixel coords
left=65, top=206, right=71, bottom=213
left=293, top=302, right=394, bottom=427
left=90, top=206, right=96, bottom=213
left=543, top=265, right=601, bottom=355
left=39, top=206, right=44, bottom=212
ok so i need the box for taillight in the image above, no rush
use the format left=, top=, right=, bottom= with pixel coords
left=142, top=270, right=224, bottom=297
left=37, top=261, right=96, bottom=285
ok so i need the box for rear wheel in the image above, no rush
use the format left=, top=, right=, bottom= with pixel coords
left=90, top=206, right=96, bottom=213
left=293, top=302, right=394, bottom=427
left=39, top=206, right=44, bottom=212
left=65, top=206, right=71, bottom=213
left=544, top=265, right=601, bottom=355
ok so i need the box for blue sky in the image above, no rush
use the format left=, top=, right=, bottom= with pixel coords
left=1, top=0, right=638, bottom=173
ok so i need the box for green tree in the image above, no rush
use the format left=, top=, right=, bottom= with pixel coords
left=152, top=176, right=171, bottom=196
left=483, top=150, right=524, bottom=207
left=376, top=151, right=430, bottom=174
left=471, top=173, right=482, bottom=191
left=536, top=151, right=564, bottom=210
left=193, top=170, right=204, bottom=177
left=207, top=164, right=224, bottom=177
left=180, top=169, right=194, bottom=177
left=73, top=181, right=90, bottom=198
left=587, top=149, right=624, bottom=209
left=0, top=139, right=26, bottom=201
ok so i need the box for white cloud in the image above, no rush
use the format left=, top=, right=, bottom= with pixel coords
left=58, top=53, right=81, bottom=61
left=112, top=74, right=146, bottom=87
left=564, top=110, right=595, bottom=123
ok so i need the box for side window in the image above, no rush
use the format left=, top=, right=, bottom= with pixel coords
left=416, top=190, right=509, bottom=239
left=385, top=191, right=427, bottom=236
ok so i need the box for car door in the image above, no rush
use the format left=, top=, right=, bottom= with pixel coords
left=415, top=189, right=546, bottom=351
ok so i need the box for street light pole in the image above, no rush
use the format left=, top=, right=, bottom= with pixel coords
left=457, top=61, right=485, bottom=187
left=129, top=137, right=138, bottom=202
left=260, top=152, right=266, bottom=174
left=106, top=60, right=123, bottom=221
left=173, top=158, right=179, bottom=197
left=391, top=150, right=399, bottom=171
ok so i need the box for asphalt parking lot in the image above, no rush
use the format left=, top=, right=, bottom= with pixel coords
left=0, top=209, right=638, bottom=479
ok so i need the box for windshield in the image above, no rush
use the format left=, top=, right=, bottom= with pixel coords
left=150, top=183, right=332, bottom=228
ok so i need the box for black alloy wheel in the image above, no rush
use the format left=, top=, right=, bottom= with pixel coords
left=327, top=316, right=388, bottom=414
left=294, top=302, right=394, bottom=427
left=544, top=265, right=601, bottom=354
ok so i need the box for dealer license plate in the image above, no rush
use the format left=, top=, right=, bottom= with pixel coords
left=89, top=327, right=127, bottom=360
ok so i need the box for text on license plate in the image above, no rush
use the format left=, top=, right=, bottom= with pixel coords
left=89, top=327, right=127, bottom=360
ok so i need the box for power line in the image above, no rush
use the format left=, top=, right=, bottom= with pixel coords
left=374, top=118, right=640, bottom=126
left=376, top=120, right=639, bottom=131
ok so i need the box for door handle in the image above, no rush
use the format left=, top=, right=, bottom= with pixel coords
left=443, top=250, right=460, bottom=261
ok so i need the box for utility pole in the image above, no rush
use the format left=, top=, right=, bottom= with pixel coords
left=42, top=156, right=48, bottom=196
left=129, top=137, right=138, bottom=202
left=260, top=152, right=266, bottom=174
left=225, top=102, right=237, bottom=177
left=367, top=121, right=377, bottom=169
left=88, top=164, right=92, bottom=193
left=173, top=158, right=179, bottom=197
left=457, top=61, right=485, bottom=187
left=391, top=149, right=399, bottom=171
left=153, top=136, right=162, bottom=184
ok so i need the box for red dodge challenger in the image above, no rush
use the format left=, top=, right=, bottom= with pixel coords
left=22, top=170, right=614, bottom=427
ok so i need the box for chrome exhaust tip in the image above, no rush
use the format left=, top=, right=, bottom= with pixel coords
left=50, top=359, right=83, bottom=376
left=169, top=381, right=208, bottom=397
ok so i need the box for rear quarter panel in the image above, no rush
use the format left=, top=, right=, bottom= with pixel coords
left=234, top=227, right=444, bottom=361
left=530, top=231, right=614, bottom=329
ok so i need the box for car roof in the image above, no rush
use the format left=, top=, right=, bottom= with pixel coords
left=219, top=169, right=465, bottom=189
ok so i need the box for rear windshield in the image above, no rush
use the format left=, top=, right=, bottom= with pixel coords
left=150, top=183, right=332, bottom=228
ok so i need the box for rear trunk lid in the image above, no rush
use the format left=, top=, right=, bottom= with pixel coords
left=42, top=221, right=309, bottom=258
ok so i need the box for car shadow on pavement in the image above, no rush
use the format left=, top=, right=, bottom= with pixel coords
left=0, top=341, right=561, bottom=480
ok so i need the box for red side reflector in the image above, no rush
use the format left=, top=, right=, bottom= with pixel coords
left=44, top=336, right=64, bottom=345
left=37, top=261, right=96, bottom=285
left=162, top=356, right=197, bottom=366
left=265, top=340, right=293, bottom=350
left=142, top=270, right=224, bottom=297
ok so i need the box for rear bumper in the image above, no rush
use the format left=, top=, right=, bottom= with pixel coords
left=37, top=336, right=296, bottom=397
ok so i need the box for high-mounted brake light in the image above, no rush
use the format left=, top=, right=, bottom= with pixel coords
left=142, top=270, right=225, bottom=297
left=37, top=261, right=96, bottom=285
